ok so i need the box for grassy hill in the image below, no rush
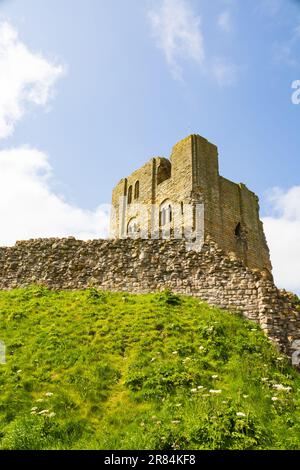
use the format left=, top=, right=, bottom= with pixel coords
left=0, top=287, right=299, bottom=450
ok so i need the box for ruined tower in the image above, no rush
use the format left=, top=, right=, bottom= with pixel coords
left=110, top=134, right=272, bottom=274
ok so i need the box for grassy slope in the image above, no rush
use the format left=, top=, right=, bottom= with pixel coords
left=0, top=287, right=299, bottom=450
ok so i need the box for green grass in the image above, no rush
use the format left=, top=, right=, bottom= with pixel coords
left=0, top=287, right=299, bottom=450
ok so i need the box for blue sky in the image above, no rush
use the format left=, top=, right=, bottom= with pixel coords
left=0, top=0, right=299, bottom=292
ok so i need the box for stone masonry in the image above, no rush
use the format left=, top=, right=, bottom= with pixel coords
left=110, top=135, right=272, bottom=274
left=0, top=237, right=299, bottom=365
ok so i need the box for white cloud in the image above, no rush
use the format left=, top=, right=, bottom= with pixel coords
left=0, top=147, right=110, bottom=246
left=0, top=21, right=109, bottom=245
left=217, top=11, right=232, bottom=32
left=148, top=0, right=205, bottom=80
left=0, top=21, right=65, bottom=139
left=262, top=186, right=300, bottom=293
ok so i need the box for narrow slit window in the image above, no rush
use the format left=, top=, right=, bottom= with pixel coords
left=168, top=205, right=172, bottom=223
left=128, top=186, right=133, bottom=204
left=134, top=181, right=139, bottom=199
left=192, top=205, right=196, bottom=231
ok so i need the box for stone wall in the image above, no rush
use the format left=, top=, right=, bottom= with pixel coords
left=0, top=237, right=299, bottom=365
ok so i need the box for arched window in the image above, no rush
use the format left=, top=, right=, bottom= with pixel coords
left=134, top=181, right=140, bottom=199
left=159, top=200, right=172, bottom=227
left=127, top=218, right=139, bottom=237
left=157, top=160, right=171, bottom=185
left=128, top=186, right=133, bottom=204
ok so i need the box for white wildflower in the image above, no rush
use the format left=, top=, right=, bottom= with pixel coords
left=197, top=386, right=205, bottom=390
left=17, top=370, right=22, bottom=374
left=45, top=392, right=54, bottom=397
left=31, top=407, right=38, bottom=411
left=273, top=384, right=291, bottom=392
left=171, top=420, right=180, bottom=424
left=209, top=389, right=222, bottom=394
left=211, top=375, right=218, bottom=379
left=172, top=351, right=178, bottom=355
left=191, top=388, right=197, bottom=393
left=48, top=412, right=56, bottom=418
left=38, top=409, right=49, bottom=415
left=271, top=397, right=278, bottom=401
left=236, top=412, right=246, bottom=417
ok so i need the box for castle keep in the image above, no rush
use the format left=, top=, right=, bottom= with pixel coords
left=110, top=135, right=272, bottom=274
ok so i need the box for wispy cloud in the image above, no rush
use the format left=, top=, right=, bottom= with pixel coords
left=148, top=0, right=239, bottom=86
left=263, top=186, right=300, bottom=293
left=252, top=0, right=300, bottom=67
left=148, top=0, right=205, bottom=80
left=273, top=20, right=300, bottom=66
left=217, top=11, right=232, bottom=32
left=211, top=57, right=238, bottom=87
left=0, top=21, right=65, bottom=139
